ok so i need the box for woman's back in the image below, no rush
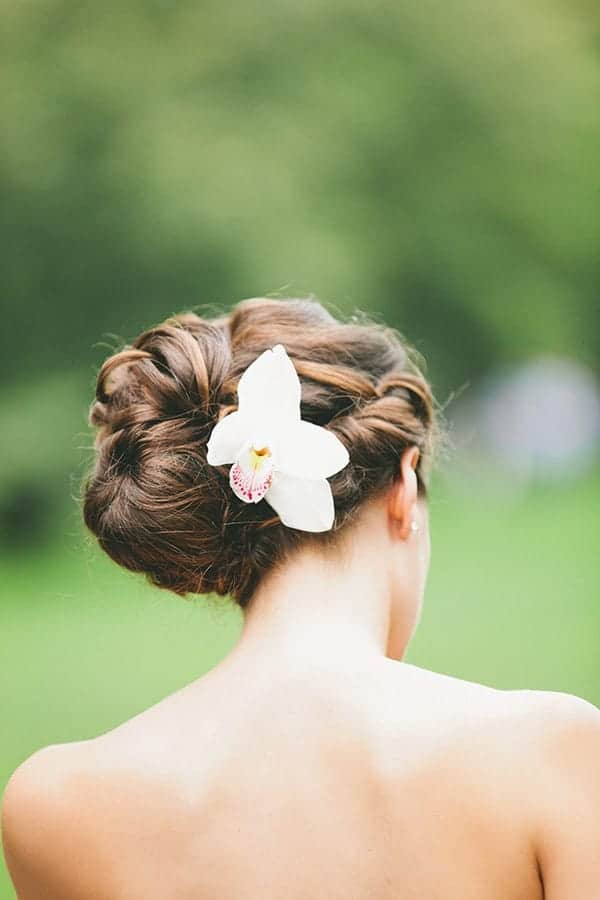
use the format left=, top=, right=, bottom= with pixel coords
left=9, top=658, right=568, bottom=900
left=4, top=299, right=598, bottom=899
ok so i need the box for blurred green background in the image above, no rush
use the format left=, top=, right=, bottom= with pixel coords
left=1, top=1, right=599, bottom=895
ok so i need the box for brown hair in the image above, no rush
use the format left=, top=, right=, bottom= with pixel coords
left=82, top=297, right=446, bottom=607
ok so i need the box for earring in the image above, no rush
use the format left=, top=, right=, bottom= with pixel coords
left=410, top=519, right=419, bottom=533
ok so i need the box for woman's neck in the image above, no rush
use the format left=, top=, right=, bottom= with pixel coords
left=228, top=500, right=407, bottom=668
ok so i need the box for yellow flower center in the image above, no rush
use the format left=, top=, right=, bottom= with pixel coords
left=249, top=445, right=271, bottom=471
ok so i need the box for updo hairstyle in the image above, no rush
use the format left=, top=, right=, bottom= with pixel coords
left=82, top=297, right=445, bottom=607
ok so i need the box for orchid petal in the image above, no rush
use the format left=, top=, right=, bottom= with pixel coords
left=275, top=420, right=350, bottom=480
left=237, top=344, right=301, bottom=426
left=206, top=410, right=249, bottom=466
left=264, top=473, right=335, bottom=532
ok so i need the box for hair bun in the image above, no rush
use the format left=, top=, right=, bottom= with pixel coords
left=83, top=298, right=445, bottom=606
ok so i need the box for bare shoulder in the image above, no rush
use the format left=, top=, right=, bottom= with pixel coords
left=512, top=685, right=600, bottom=737
left=392, top=664, right=600, bottom=783
left=2, top=732, right=202, bottom=900
left=512, top=685, right=600, bottom=790
left=509, top=688, right=600, bottom=895
left=1, top=740, right=98, bottom=899
left=443, top=678, right=600, bottom=894
left=499, top=685, right=600, bottom=773
left=1, top=736, right=167, bottom=899
left=397, top=661, right=600, bottom=733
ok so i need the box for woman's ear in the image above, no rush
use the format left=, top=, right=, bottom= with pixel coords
left=388, top=446, right=420, bottom=540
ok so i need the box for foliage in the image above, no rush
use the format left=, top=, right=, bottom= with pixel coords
left=2, top=0, right=599, bottom=398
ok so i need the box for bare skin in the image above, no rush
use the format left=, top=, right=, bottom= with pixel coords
left=2, top=448, right=600, bottom=899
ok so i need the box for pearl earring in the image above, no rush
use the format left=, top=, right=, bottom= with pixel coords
left=410, top=519, right=419, bottom=533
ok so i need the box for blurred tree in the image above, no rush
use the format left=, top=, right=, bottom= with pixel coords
left=1, top=0, right=599, bottom=398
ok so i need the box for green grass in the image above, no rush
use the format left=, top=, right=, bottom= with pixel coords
left=409, top=468, right=600, bottom=698
left=1, top=469, right=599, bottom=897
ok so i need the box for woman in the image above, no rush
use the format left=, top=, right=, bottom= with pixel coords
left=2, top=296, right=599, bottom=899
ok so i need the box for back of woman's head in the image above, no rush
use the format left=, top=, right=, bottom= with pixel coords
left=83, top=297, right=445, bottom=607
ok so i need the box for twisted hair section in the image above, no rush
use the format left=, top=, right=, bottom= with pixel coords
left=82, top=297, right=446, bottom=607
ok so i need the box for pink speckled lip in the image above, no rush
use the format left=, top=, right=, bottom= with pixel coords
left=229, top=457, right=274, bottom=504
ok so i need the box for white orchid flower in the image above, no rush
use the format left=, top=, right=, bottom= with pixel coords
left=206, top=344, right=349, bottom=532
